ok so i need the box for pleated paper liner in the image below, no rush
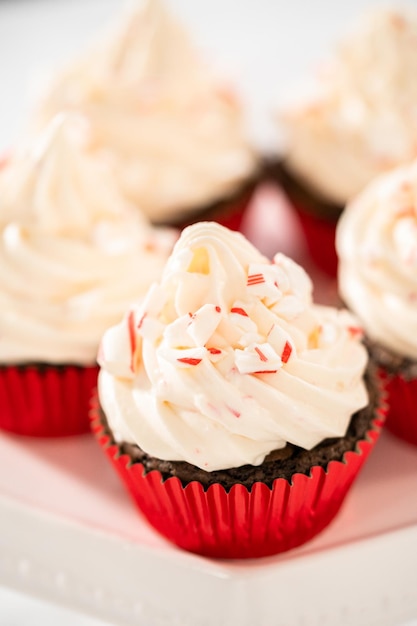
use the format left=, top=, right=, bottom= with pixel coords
left=0, top=364, right=99, bottom=437
left=381, top=369, right=417, bottom=446
left=90, top=376, right=387, bottom=560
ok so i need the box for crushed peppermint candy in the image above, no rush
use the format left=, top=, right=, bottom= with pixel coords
left=230, top=306, right=249, bottom=317
left=347, top=326, right=363, bottom=339
left=246, top=263, right=285, bottom=305
left=127, top=310, right=137, bottom=373
left=268, top=325, right=294, bottom=360
left=281, top=341, right=293, bottom=364
left=230, top=300, right=259, bottom=336
left=187, top=304, right=223, bottom=346
left=226, top=405, right=241, bottom=418
left=160, top=346, right=206, bottom=368
left=247, top=273, right=265, bottom=286
left=137, top=312, right=147, bottom=330
left=207, top=347, right=222, bottom=355
left=234, top=342, right=282, bottom=375
left=177, top=357, right=202, bottom=366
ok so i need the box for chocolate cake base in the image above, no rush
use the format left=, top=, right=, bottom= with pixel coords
left=99, top=364, right=381, bottom=491
left=151, top=171, right=260, bottom=229
left=365, top=337, right=417, bottom=381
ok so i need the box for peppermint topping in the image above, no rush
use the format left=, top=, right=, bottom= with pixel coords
left=247, top=273, right=265, bottom=286
left=187, top=304, right=223, bottom=346
left=230, top=307, right=248, bottom=317
left=281, top=341, right=293, bottom=364
left=137, top=312, right=147, bottom=330
left=235, top=343, right=283, bottom=375
left=177, top=357, right=202, bottom=366
left=127, top=310, right=137, bottom=373
left=226, top=405, right=241, bottom=418
left=254, top=346, right=268, bottom=362
left=207, top=347, right=222, bottom=354
left=161, top=347, right=206, bottom=368
left=347, top=326, right=363, bottom=340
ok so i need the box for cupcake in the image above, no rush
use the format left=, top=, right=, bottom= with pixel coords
left=276, top=8, right=417, bottom=276
left=337, top=159, right=417, bottom=446
left=93, top=222, right=385, bottom=559
left=31, top=0, right=258, bottom=230
left=0, top=113, right=176, bottom=437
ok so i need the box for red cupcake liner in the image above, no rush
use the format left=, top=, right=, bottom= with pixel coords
left=0, top=364, right=99, bottom=437
left=381, top=369, right=417, bottom=446
left=291, top=202, right=339, bottom=278
left=91, top=385, right=386, bottom=559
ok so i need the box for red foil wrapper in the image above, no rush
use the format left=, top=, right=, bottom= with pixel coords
left=382, top=370, right=417, bottom=446
left=292, top=202, right=339, bottom=278
left=91, top=392, right=386, bottom=559
left=0, top=364, right=99, bottom=437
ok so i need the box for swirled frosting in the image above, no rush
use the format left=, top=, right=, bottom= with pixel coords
left=32, top=0, right=256, bottom=221
left=0, top=113, right=176, bottom=365
left=280, top=8, right=417, bottom=205
left=337, top=160, right=417, bottom=360
left=98, top=222, right=368, bottom=471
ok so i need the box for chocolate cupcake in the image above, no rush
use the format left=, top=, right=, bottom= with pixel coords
left=0, top=113, right=176, bottom=436
left=96, top=364, right=379, bottom=490
left=94, top=222, right=385, bottom=558
left=275, top=8, right=417, bottom=276
left=337, top=158, right=417, bottom=446
left=31, top=0, right=259, bottom=231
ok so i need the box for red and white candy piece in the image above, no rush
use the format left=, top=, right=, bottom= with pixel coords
left=206, top=346, right=224, bottom=363
left=229, top=300, right=258, bottom=334
left=234, top=342, right=282, bottom=375
left=160, top=346, right=206, bottom=368
left=135, top=284, right=167, bottom=341
left=246, top=263, right=286, bottom=305
left=187, top=303, right=223, bottom=346
left=268, top=324, right=294, bottom=363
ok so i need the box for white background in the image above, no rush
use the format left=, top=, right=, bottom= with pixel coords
left=0, top=0, right=417, bottom=624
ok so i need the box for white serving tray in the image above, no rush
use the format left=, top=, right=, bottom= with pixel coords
left=1, top=421, right=417, bottom=626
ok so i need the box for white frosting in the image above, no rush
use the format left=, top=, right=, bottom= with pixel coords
left=0, top=114, right=176, bottom=365
left=337, top=159, right=417, bottom=360
left=32, top=0, right=256, bottom=221
left=280, top=8, right=417, bottom=204
left=99, top=222, right=368, bottom=471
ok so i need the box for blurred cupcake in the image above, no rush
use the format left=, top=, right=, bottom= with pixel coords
left=0, top=113, right=176, bottom=437
left=93, top=222, right=385, bottom=559
left=276, top=8, right=417, bottom=275
left=337, top=159, right=417, bottom=446
left=31, top=0, right=258, bottom=230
